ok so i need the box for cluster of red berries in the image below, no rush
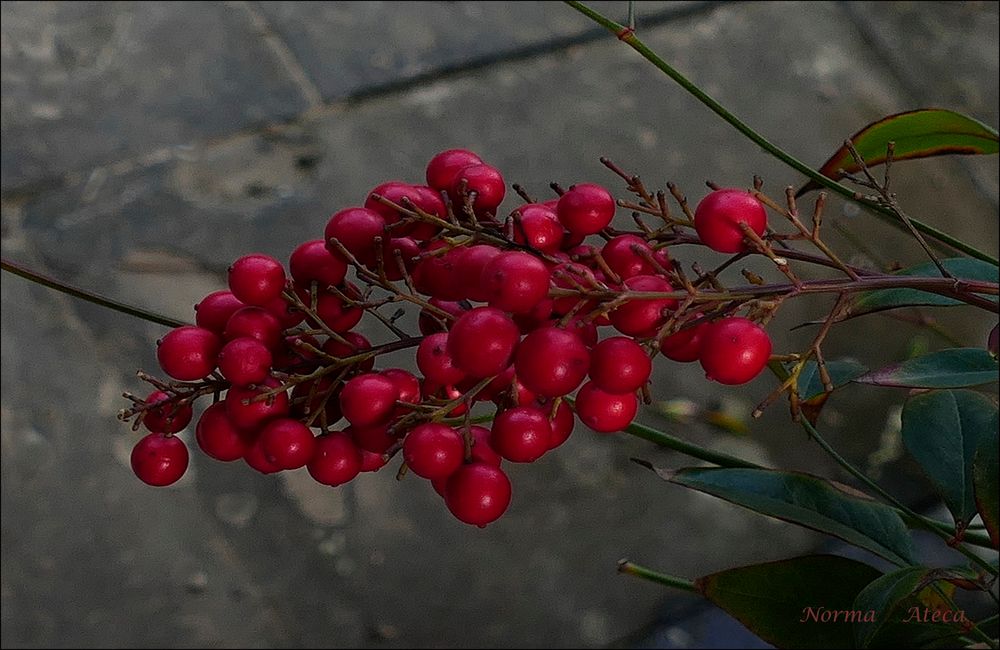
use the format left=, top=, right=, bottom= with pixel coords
left=123, top=148, right=775, bottom=527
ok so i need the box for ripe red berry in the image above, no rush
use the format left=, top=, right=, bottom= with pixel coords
left=142, top=390, right=193, bottom=434
left=312, top=287, right=364, bottom=334
left=262, top=294, right=305, bottom=329
left=416, top=332, right=467, bottom=385
left=450, top=163, right=506, bottom=214
left=340, top=373, right=399, bottom=427
left=364, top=181, right=416, bottom=224
left=557, top=183, right=615, bottom=235
left=228, top=254, right=286, bottom=306
left=131, top=433, right=189, bottom=486
left=217, top=337, right=273, bottom=387
left=601, top=235, right=656, bottom=279
left=323, top=332, right=374, bottom=372
left=381, top=368, right=422, bottom=416
left=426, top=149, right=483, bottom=191
left=550, top=262, right=598, bottom=316
left=289, top=239, right=348, bottom=288
left=382, top=236, right=421, bottom=281
left=195, top=290, right=244, bottom=334
left=609, top=274, right=677, bottom=337
left=575, top=381, right=638, bottom=433
left=481, top=251, right=551, bottom=314
left=514, top=205, right=563, bottom=254
left=359, top=448, right=387, bottom=473
left=225, top=378, right=289, bottom=431
left=659, top=318, right=710, bottom=363
left=514, top=327, right=590, bottom=397
left=698, top=317, right=772, bottom=385
left=490, top=406, right=551, bottom=463
left=411, top=242, right=467, bottom=301
left=546, top=399, right=575, bottom=450
left=447, top=307, right=520, bottom=378
left=453, top=244, right=501, bottom=302
left=195, top=402, right=249, bottom=462
left=589, top=336, right=651, bottom=394
left=244, top=435, right=283, bottom=474
left=402, top=423, right=464, bottom=479
left=418, top=298, right=469, bottom=335
left=468, top=425, right=503, bottom=467
left=694, top=188, right=767, bottom=253
left=290, top=376, right=342, bottom=423
left=445, top=463, right=512, bottom=526
left=260, top=418, right=317, bottom=470
left=325, top=207, right=386, bottom=267
left=308, top=432, right=362, bottom=485
left=224, top=306, right=282, bottom=350
left=157, top=326, right=221, bottom=381
left=348, top=424, right=395, bottom=454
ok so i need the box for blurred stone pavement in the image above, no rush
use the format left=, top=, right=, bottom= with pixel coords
left=2, top=2, right=997, bottom=648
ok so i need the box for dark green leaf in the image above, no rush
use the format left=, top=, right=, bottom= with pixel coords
left=696, top=555, right=881, bottom=649
left=855, top=348, right=998, bottom=389
left=653, top=466, right=916, bottom=565
left=901, top=390, right=998, bottom=532
left=796, top=359, right=868, bottom=400
left=797, top=109, right=999, bottom=196
left=972, top=410, right=999, bottom=548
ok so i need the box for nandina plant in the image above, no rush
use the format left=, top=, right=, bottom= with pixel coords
left=2, top=3, right=997, bottom=648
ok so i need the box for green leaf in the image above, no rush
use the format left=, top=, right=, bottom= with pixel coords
left=972, top=410, right=999, bottom=548
left=695, top=555, right=881, bottom=649
left=855, top=348, right=999, bottom=389
left=653, top=466, right=916, bottom=565
left=796, top=109, right=999, bottom=196
left=796, top=359, right=868, bottom=400
left=901, top=390, right=998, bottom=532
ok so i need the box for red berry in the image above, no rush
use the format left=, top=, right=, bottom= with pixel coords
left=575, top=381, right=637, bottom=433
left=546, top=399, right=575, bottom=450
left=311, top=287, right=364, bottom=334
left=514, top=327, right=590, bottom=397
left=416, top=332, right=467, bottom=385
left=364, top=181, right=416, bottom=224
left=557, top=183, right=615, bottom=235
left=289, top=239, right=348, bottom=288
left=262, top=294, right=305, bottom=329
left=445, top=463, right=512, bottom=527
left=348, top=424, right=395, bottom=454
left=131, top=433, right=189, bottom=486
left=359, top=448, right=387, bottom=473
left=694, top=188, right=767, bottom=253
left=142, top=390, right=193, bottom=434
left=244, top=435, right=283, bottom=474
left=228, top=254, right=286, bottom=306
left=450, top=164, right=506, bottom=214
left=340, top=373, right=399, bottom=427
left=382, top=236, right=421, bottom=281
left=601, top=235, right=656, bottom=279
left=609, top=274, right=677, bottom=337
left=402, top=423, right=464, bottom=479
left=550, top=262, right=598, bottom=316
left=558, top=316, right=599, bottom=348
left=512, top=298, right=555, bottom=334
left=481, top=251, right=551, bottom=314
left=381, top=368, right=422, bottom=416
left=224, top=306, right=282, bottom=350
left=659, top=318, right=710, bottom=362
left=453, top=244, right=501, bottom=302
left=698, top=317, right=772, bottom=384
left=490, top=406, right=551, bottom=463
left=290, top=376, right=342, bottom=423
left=468, top=425, right=503, bottom=467
left=217, top=337, right=273, bottom=387
left=225, top=378, right=289, bottom=431
left=514, top=205, right=563, bottom=253
left=447, top=307, right=520, bottom=378
left=322, top=332, right=374, bottom=372
left=195, top=291, right=244, bottom=334
left=589, top=336, right=651, bottom=393
left=157, top=326, right=221, bottom=381
left=307, top=432, right=362, bottom=485
left=195, top=402, right=248, bottom=462
left=325, top=207, right=386, bottom=267
left=418, top=298, right=469, bottom=335
left=260, top=418, right=316, bottom=470
left=426, top=149, right=483, bottom=191
left=412, top=241, right=467, bottom=301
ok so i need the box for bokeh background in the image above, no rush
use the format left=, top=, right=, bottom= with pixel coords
left=2, top=1, right=997, bottom=648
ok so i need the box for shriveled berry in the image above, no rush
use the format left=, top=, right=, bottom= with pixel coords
left=261, top=418, right=317, bottom=470
left=224, top=306, right=282, bottom=350
left=575, top=381, right=637, bottom=433
left=340, top=373, right=399, bottom=427
left=447, top=307, right=520, bottom=378
left=195, top=290, right=244, bottom=334
left=490, top=406, right=551, bottom=463
left=322, top=332, right=374, bottom=372
left=308, top=432, right=362, bottom=486
left=325, top=207, right=386, bottom=267
left=557, top=183, right=615, bottom=235
left=481, top=251, right=551, bottom=314
left=217, top=337, right=273, bottom=387
left=289, top=239, right=348, bottom=288
left=694, top=188, right=767, bottom=253
left=402, top=423, right=464, bottom=479
left=698, top=317, right=772, bottom=385
left=659, top=318, right=710, bottom=363
left=142, top=390, right=192, bottom=434
left=416, top=332, right=467, bottom=385
left=426, top=149, right=483, bottom=191
left=225, top=378, right=289, bottom=431
left=195, top=402, right=249, bottom=462
left=609, top=274, right=677, bottom=337
left=131, top=433, right=189, bottom=486
left=445, top=463, right=512, bottom=527
left=228, top=254, right=286, bottom=306
left=589, top=336, right=651, bottom=393
left=601, top=235, right=656, bottom=279
left=450, top=163, right=506, bottom=214
left=157, top=326, right=221, bottom=381
left=514, top=327, right=590, bottom=397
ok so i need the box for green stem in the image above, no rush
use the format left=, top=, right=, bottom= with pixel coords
left=623, top=419, right=760, bottom=469
left=563, top=1, right=999, bottom=267
left=2, top=258, right=186, bottom=328
left=617, top=560, right=697, bottom=593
